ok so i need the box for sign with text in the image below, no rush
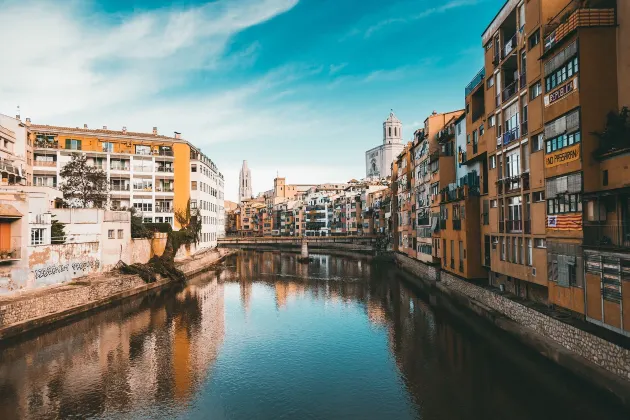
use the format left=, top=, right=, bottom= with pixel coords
left=544, top=77, right=578, bottom=107
left=545, top=143, right=580, bottom=168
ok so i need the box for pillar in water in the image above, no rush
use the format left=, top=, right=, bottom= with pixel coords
left=301, top=240, right=309, bottom=259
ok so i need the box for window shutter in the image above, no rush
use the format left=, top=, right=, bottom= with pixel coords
left=65, top=138, right=71, bottom=149
left=544, top=40, right=578, bottom=77
left=565, top=109, right=580, bottom=133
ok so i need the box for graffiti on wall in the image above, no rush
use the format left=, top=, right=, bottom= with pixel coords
left=33, top=260, right=100, bottom=280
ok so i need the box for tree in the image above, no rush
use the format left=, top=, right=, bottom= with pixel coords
left=51, top=216, right=66, bottom=244
left=592, top=106, right=630, bottom=157
left=59, top=153, right=108, bottom=208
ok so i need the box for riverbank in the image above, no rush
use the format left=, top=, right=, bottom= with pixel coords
left=388, top=252, right=630, bottom=409
left=0, top=248, right=235, bottom=341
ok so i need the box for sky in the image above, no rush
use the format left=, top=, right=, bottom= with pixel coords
left=0, top=0, right=505, bottom=202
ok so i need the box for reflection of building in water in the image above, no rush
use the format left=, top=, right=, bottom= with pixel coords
left=366, top=300, right=387, bottom=327
left=274, top=281, right=306, bottom=310
left=240, top=280, right=252, bottom=313
left=0, top=275, right=225, bottom=419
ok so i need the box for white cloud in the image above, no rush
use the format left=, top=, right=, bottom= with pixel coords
left=363, top=0, right=481, bottom=38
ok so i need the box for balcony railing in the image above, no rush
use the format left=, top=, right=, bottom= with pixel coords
left=453, top=219, right=462, bottom=230
left=156, top=167, right=174, bottom=173
left=155, top=207, right=174, bottom=213
left=505, top=176, right=521, bottom=192
left=34, top=140, right=58, bottom=149
left=519, top=72, right=527, bottom=89
left=465, top=67, right=485, bottom=96
left=503, top=127, right=519, bottom=145
left=133, top=186, right=153, bottom=192
left=544, top=7, right=616, bottom=52
left=157, top=149, right=174, bottom=157
left=156, top=186, right=174, bottom=192
left=110, top=184, right=130, bottom=191
left=524, top=219, right=531, bottom=234
left=34, top=160, right=56, bottom=167
left=110, top=164, right=130, bottom=171
left=502, top=80, right=518, bottom=102
left=502, top=33, right=517, bottom=59
left=133, top=166, right=153, bottom=173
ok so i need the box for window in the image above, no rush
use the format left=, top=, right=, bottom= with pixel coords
left=500, top=237, right=506, bottom=261
left=490, top=199, right=498, bottom=208
left=534, top=238, right=546, bottom=248
left=479, top=124, right=485, bottom=136
left=547, top=193, right=581, bottom=215
left=533, top=191, right=545, bottom=202
left=135, top=145, right=152, bottom=155
left=487, top=76, right=494, bottom=88
left=528, top=30, right=540, bottom=49
left=530, top=81, right=542, bottom=99
left=143, top=217, right=152, bottom=223
left=603, top=170, right=608, bottom=186
left=191, top=164, right=197, bottom=172
left=466, top=134, right=470, bottom=144
left=489, top=115, right=496, bottom=127
left=545, top=131, right=581, bottom=153
left=457, top=123, right=462, bottom=135
left=65, top=139, right=82, bottom=150
left=102, top=142, right=114, bottom=152
left=532, top=134, right=543, bottom=152
left=117, top=229, right=124, bottom=239
left=545, top=56, right=578, bottom=91
left=489, top=155, right=496, bottom=169
left=107, top=229, right=114, bottom=239
left=31, top=228, right=45, bottom=245
left=191, top=181, right=197, bottom=190
left=191, top=200, right=197, bottom=209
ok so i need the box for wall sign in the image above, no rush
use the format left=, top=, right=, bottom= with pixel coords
left=545, top=143, right=580, bottom=168
left=544, top=78, right=578, bottom=107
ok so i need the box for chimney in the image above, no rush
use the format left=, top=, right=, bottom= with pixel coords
left=174, top=131, right=181, bottom=139
left=103, top=125, right=107, bottom=130
left=122, top=126, right=127, bottom=134
left=153, top=126, right=158, bottom=135
left=25, top=117, right=31, bottom=127
left=432, top=110, right=437, bottom=115
left=84, top=123, right=88, bottom=129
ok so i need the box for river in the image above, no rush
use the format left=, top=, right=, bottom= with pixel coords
left=0, top=250, right=627, bottom=419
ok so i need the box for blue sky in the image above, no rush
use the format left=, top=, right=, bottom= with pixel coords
left=0, top=0, right=504, bottom=201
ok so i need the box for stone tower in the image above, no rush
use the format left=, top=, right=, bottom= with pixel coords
left=238, top=160, right=252, bottom=203
left=383, top=111, right=402, bottom=145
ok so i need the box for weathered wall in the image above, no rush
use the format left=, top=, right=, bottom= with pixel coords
left=24, top=242, right=101, bottom=289
left=439, top=271, right=630, bottom=382
left=394, top=252, right=440, bottom=283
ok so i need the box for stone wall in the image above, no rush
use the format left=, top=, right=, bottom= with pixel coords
left=394, top=252, right=440, bottom=283
left=440, top=271, right=630, bottom=382
left=0, top=274, right=145, bottom=329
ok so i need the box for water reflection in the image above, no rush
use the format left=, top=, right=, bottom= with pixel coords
left=0, top=250, right=627, bottom=419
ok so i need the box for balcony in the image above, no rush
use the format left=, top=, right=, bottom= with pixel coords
left=502, top=33, right=517, bottom=59
left=502, top=127, right=519, bottom=146
left=502, top=80, right=518, bottom=102
left=110, top=164, right=130, bottom=171
left=584, top=224, right=630, bottom=249
left=133, top=166, right=153, bottom=173
left=521, top=120, right=528, bottom=137
left=133, top=186, right=153, bottom=192
left=156, top=166, right=174, bottom=173
left=34, top=160, right=56, bottom=167
left=544, top=6, right=616, bottom=53
left=34, top=139, right=58, bottom=149
left=156, top=186, right=174, bottom=193
left=465, top=67, right=485, bottom=96
left=453, top=219, right=461, bottom=230
left=155, top=207, right=174, bottom=213
left=110, top=184, right=130, bottom=191
left=157, top=149, right=174, bottom=157
left=506, top=219, right=522, bottom=233
left=505, top=176, right=521, bottom=193
left=519, top=72, right=527, bottom=90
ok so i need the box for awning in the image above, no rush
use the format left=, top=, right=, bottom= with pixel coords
left=0, top=204, right=22, bottom=218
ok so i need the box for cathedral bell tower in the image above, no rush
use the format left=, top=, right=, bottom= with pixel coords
left=383, top=111, right=402, bottom=145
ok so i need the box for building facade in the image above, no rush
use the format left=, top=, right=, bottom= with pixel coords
left=365, top=112, right=405, bottom=179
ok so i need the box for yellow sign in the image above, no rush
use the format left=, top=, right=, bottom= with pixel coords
left=545, top=144, right=580, bottom=168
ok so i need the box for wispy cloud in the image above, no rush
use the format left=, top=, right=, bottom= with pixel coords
left=329, top=63, right=348, bottom=75
left=364, top=0, right=480, bottom=38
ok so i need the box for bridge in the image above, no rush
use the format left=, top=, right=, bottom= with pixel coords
left=217, top=236, right=383, bottom=253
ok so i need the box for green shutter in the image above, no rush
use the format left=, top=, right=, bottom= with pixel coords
left=65, top=139, right=71, bottom=149
left=77, top=140, right=82, bottom=150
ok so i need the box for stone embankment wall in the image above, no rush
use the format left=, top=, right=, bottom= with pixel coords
left=392, top=251, right=630, bottom=405
left=440, top=271, right=630, bottom=381
left=0, top=248, right=234, bottom=339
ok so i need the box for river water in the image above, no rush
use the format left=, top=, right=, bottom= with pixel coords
left=0, top=251, right=627, bottom=419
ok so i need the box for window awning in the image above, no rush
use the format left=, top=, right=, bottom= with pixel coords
left=0, top=204, right=22, bottom=219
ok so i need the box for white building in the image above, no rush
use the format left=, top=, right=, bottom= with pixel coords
left=365, top=112, right=405, bottom=179
left=190, top=151, right=225, bottom=249
left=238, top=160, right=252, bottom=203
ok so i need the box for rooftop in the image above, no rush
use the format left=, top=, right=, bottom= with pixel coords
left=29, top=124, right=183, bottom=141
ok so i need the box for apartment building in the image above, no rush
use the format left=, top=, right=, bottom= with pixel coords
left=27, top=123, right=225, bottom=249
left=392, top=142, right=414, bottom=257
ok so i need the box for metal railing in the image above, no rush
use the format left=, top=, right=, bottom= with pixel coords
left=502, top=80, right=518, bottom=102
left=465, top=67, right=485, bottom=96
left=110, top=184, right=130, bottom=191
left=34, top=160, right=56, bottom=167
left=503, top=127, right=519, bottom=145
left=34, top=140, right=59, bottom=149
left=544, top=6, right=616, bottom=52
left=155, top=207, right=174, bottom=213
left=133, top=166, right=153, bottom=173
left=110, top=164, right=130, bottom=171
left=156, top=167, right=174, bottom=173
left=156, top=186, right=174, bottom=192
left=502, top=33, right=517, bottom=59
left=506, top=219, right=523, bottom=232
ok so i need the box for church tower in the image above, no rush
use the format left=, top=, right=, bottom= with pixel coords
left=383, top=111, right=402, bottom=145
left=238, top=160, right=252, bottom=203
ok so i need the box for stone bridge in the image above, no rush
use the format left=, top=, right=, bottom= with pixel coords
left=217, top=236, right=382, bottom=253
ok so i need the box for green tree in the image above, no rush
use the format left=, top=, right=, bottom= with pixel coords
left=51, top=216, right=66, bottom=244
left=592, top=106, right=630, bottom=157
left=59, top=153, right=108, bottom=208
